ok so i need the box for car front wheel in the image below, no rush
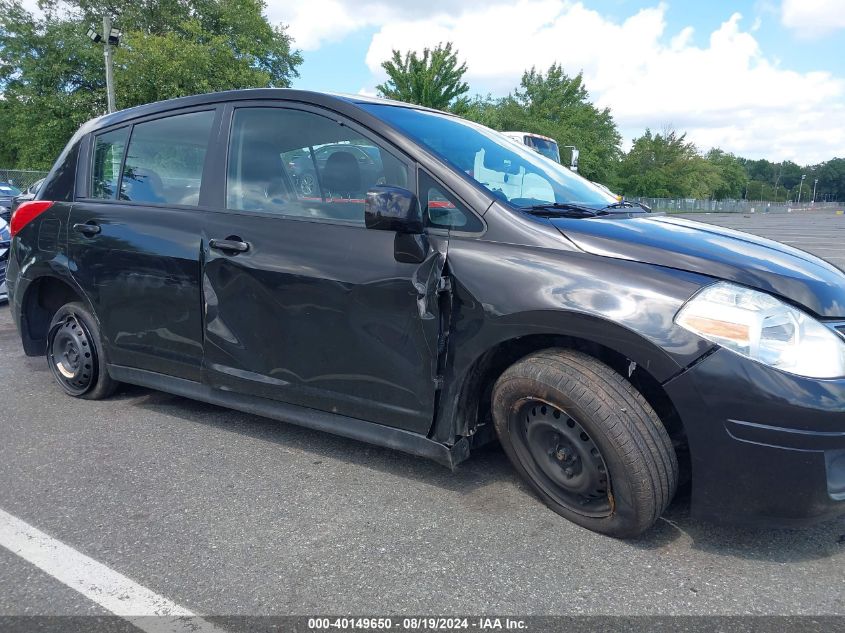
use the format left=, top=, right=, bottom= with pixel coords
left=492, top=348, right=678, bottom=538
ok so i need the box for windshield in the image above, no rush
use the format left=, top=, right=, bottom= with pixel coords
left=361, top=105, right=614, bottom=209
left=526, top=136, right=561, bottom=163
left=0, top=183, right=21, bottom=197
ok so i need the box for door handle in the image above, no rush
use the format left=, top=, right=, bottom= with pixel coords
left=209, top=238, right=249, bottom=253
left=73, top=222, right=101, bottom=236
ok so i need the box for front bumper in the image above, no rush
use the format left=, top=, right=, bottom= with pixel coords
left=665, top=348, right=845, bottom=526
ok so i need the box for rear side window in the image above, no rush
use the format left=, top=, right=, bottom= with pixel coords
left=120, top=110, right=215, bottom=206
left=91, top=128, right=128, bottom=199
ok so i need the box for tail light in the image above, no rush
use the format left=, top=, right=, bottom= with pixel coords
left=10, top=201, right=54, bottom=237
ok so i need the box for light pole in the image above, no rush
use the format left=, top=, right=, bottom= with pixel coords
left=87, top=18, right=121, bottom=113
left=797, top=174, right=806, bottom=205
left=812, top=178, right=818, bottom=205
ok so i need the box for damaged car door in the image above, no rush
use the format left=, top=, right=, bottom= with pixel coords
left=199, top=104, right=447, bottom=434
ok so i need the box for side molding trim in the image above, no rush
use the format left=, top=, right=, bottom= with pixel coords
left=107, top=365, right=470, bottom=469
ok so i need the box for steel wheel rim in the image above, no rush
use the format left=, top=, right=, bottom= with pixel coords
left=48, top=313, right=96, bottom=395
left=509, top=399, right=612, bottom=517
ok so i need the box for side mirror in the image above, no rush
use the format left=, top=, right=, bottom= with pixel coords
left=364, top=186, right=423, bottom=234
left=569, top=148, right=580, bottom=172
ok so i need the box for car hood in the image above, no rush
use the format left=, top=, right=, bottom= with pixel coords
left=550, top=214, right=845, bottom=317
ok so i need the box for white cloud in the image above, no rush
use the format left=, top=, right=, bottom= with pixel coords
left=265, top=0, right=490, bottom=51
left=781, top=0, right=845, bottom=38
left=360, top=1, right=845, bottom=163
left=265, top=0, right=382, bottom=50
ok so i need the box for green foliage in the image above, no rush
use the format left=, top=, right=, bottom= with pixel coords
left=736, top=158, right=845, bottom=203
left=377, top=42, right=469, bottom=110
left=450, top=93, right=499, bottom=127
left=813, top=158, right=845, bottom=201
left=455, top=64, right=622, bottom=183
left=501, top=65, right=622, bottom=183
left=0, top=2, right=106, bottom=167
left=705, top=149, right=747, bottom=199
left=0, top=0, right=302, bottom=169
left=778, top=161, right=803, bottom=191
left=378, top=47, right=845, bottom=200
left=616, top=128, right=722, bottom=198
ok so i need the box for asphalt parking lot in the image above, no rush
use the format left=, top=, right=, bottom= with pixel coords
left=0, top=210, right=844, bottom=622
left=683, top=209, right=845, bottom=270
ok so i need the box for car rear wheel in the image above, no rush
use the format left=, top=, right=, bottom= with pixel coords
left=492, top=348, right=678, bottom=537
left=47, top=302, right=118, bottom=400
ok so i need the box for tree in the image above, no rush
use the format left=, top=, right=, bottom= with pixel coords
left=741, top=158, right=776, bottom=184
left=616, top=128, right=721, bottom=198
left=460, top=64, right=622, bottom=183
left=815, top=158, right=845, bottom=201
left=376, top=42, right=469, bottom=110
left=779, top=160, right=803, bottom=191
left=0, top=0, right=302, bottom=168
left=451, top=93, right=499, bottom=127
left=706, top=149, right=748, bottom=199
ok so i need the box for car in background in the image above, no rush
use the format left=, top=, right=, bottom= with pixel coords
left=0, top=215, right=9, bottom=302
left=0, top=182, right=22, bottom=223
left=286, top=143, right=385, bottom=197
left=11, top=178, right=45, bottom=214
left=502, top=131, right=562, bottom=163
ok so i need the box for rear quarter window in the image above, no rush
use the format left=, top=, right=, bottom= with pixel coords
left=41, top=140, right=79, bottom=202
left=91, top=128, right=129, bottom=199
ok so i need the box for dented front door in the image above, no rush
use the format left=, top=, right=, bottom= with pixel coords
left=200, top=210, right=447, bottom=434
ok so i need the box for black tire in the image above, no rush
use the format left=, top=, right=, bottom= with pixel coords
left=46, top=301, right=118, bottom=400
left=492, top=348, right=678, bottom=538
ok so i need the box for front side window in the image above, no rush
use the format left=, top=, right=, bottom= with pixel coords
left=227, top=107, right=409, bottom=224
left=91, top=127, right=128, bottom=199
left=120, top=110, right=215, bottom=205
left=360, top=104, right=614, bottom=209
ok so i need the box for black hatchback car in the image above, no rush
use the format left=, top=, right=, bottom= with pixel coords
left=8, top=90, right=845, bottom=537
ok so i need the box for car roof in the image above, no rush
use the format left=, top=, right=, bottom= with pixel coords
left=83, top=89, right=451, bottom=134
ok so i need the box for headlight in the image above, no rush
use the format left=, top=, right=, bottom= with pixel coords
left=675, top=282, right=845, bottom=379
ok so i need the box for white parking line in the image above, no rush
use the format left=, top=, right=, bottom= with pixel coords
left=0, top=507, right=227, bottom=633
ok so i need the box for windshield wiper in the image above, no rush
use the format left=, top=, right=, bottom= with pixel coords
left=602, top=200, right=652, bottom=212
left=523, top=203, right=609, bottom=218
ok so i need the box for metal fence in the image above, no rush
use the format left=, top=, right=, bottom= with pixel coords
left=632, top=197, right=843, bottom=214
left=0, top=169, right=50, bottom=193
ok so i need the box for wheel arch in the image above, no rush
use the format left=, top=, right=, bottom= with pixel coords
left=18, top=274, right=93, bottom=356
left=438, top=317, right=692, bottom=479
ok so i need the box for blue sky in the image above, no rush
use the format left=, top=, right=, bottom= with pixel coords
left=295, top=1, right=845, bottom=94
left=267, top=0, right=845, bottom=163
left=20, top=0, right=843, bottom=162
